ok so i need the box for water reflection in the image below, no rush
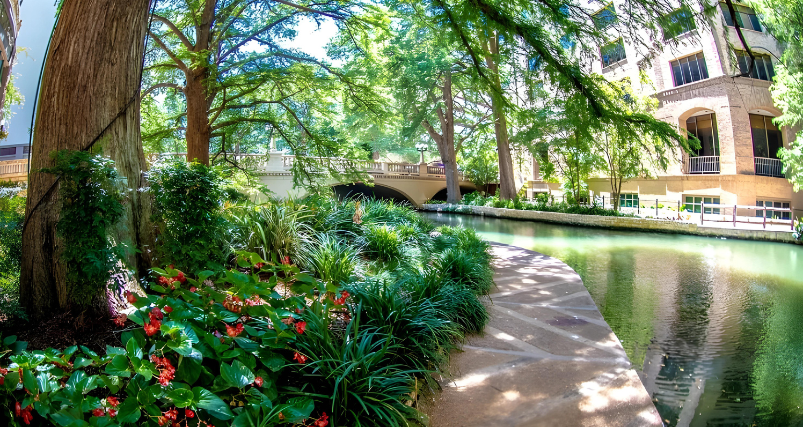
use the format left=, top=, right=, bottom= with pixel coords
left=423, top=212, right=803, bottom=427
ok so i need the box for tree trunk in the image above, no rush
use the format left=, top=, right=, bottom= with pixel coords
left=485, top=33, right=516, bottom=200
left=185, top=68, right=211, bottom=165
left=437, top=70, right=461, bottom=204
left=21, top=0, right=154, bottom=321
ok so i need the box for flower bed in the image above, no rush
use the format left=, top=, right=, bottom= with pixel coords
left=0, top=166, right=493, bottom=427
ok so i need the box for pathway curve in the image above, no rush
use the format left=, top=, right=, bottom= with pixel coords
left=426, top=243, right=662, bottom=427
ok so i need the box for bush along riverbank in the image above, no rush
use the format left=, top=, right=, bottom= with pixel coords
left=427, top=192, right=636, bottom=218
left=0, top=157, right=493, bottom=426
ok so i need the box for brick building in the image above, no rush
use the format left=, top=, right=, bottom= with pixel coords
left=0, top=0, right=20, bottom=162
left=580, top=1, right=801, bottom=219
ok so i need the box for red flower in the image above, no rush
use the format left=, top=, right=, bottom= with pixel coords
left=225, top=323, right=244, bottom=337
left=254, top=376, right=263, bottom=387
left=157, top=276, right=171, bottom=286
left=176, top=271, right=186, bottom=284
left=14, top=401, right=20, bottom=416
left=144, top=318, right=161, bottom=336
left=18, top=405, right=32, bottom=425
left=92, top=408, right=105, bottom=417
left=126, top=291, right=137, bottom=304
left=157, top=416, right=168, bottom=426
left=163, top=305, right=173, bottom=313
left=113, top=314, right=127, bottom=326
left=295, top=321, right=307, bottom=335
left=164, top=408, right=178, bottom=421
left=151, top=355, right=176, bottom=386
left=150, top=307, right=164, bottom=321
left=295, top=307, right=304, bottom=314
left=281, top=256, right=291, bottom=265
left=314, top=412, right=329, bottom=427
left=190, top=286, right=197, bottom=292
left=0, top=376, right=5, bottom=385
left=333, top=291, right=350, bottom=305
left=255, top=262, right=265, bottom=269
left=108, top=408, right=117, bottom=417
left=185, top=409, right=195, bottom=419
left=0, top=367, right=9, bottom=375
left=223, top=295, right=243, bottom=313
left=106, top=396, right=120, bottom=407
left=293, top=352, right=308, bottom=364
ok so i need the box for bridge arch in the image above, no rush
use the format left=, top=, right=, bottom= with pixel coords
left=427, top=185, right=478, bottom=203
left=332, top=182, right=418, bottom=206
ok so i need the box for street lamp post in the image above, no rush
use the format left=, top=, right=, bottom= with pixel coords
left=416, top=144, right=428, bottom=164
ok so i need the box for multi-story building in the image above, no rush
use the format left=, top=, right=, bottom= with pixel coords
left=0, top=0, right=20, bottom=162
left=582, top=1, right=800, bottom=220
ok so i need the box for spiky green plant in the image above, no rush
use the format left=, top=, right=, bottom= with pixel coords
left=434, top=247, right=495, bottom=295
left=227, top=203, right=313, bottom=264
left=302, top=233, right=362, bottom=285
left=359, top=225, right=405, bottom=263
left=291, top=310, right=428, bottom=427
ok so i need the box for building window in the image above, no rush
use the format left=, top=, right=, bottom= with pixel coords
left=750, top=114, right=782, bottom=159
left=686, top=114, right=719, bottom=157
left=735, top=51, right=775, bottom=81
left=601, top=39, right=626, bottom=68
left=671, top=53, right=709, bottom=86
left=0, top=147, right=15, bottom=156
left=22, top=146, right=29, bottom=154
left=593, top=4, right=617, bottom=30
left=661, top=8, right=696, bottom=40
left=620, top=193, right=639, bottom=208
left=685, top=196, right=721, bottom=215
left=721, top=3, right=762, bottom=32
left=756, top=200, right=791, bottom=220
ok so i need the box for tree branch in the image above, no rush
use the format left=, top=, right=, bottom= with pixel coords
left=152, top=14, right=195, bottom=50
left=149, top=30, right=189, bottom=72
left=141, top=82, right=185, bottom=99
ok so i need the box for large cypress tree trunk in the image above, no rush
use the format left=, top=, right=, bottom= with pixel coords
left=185, top=68, right=212, bottom=165
left=422, top=69, right=461, bottom=204
left=485, top=33, right=516, bottom=200
left=20, top=0, right=154, bottom=321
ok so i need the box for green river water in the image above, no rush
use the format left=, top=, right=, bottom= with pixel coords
left=423, top=212, right=803, bottom=427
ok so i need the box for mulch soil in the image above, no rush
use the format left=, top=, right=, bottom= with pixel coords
left=1, top=311, right=124, bottom=353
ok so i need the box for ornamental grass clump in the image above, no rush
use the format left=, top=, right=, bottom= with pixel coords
left=289, top=311, right=427, bottom=427
left=227, top=202, right=313, bottom=265
left=359, top=224, right=406, bottom=264
left=301, top=233, right=362, bottom=286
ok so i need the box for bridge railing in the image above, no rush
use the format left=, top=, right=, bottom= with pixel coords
left=146, top=153, right=467, bottom=181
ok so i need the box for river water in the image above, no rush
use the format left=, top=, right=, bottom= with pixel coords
left=423, top=212, right=803, bottom=427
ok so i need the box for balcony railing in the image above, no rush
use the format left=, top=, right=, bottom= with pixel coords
left=754, top=157, right=784, bottom=178
left=684, top=156, right=720, bottom=174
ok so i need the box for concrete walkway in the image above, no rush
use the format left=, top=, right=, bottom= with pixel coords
left=427, top=243, right=662, bottom=427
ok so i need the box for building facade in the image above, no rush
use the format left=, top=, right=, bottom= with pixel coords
left=582, top=1, right=801, bottom=219
left=0, top=0, right=19, bottom=163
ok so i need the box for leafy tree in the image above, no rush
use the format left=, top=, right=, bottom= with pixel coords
left=382, top=6, right=492, bottom=203
left=142, top=0, right=386, bottom=174
left=751, top=0, right=803, bottom=189
left=595, top=79, right=680, bottom=210
left=460, top=140, right=498, bottom=195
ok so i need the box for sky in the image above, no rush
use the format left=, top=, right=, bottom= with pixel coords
left=0, top=2, right=336, bottom=147
left=2, top=0, right=58, bottom=147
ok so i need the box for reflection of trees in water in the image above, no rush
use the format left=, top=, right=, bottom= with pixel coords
left=752, top=283, right=803, bottom=426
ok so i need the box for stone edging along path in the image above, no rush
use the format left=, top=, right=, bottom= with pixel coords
left=425, top=243, right=662, bottom=427
left=422, top=204, right=797, bottom=244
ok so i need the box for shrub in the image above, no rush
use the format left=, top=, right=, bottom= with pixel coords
left=149, top=160, right=229, bottom=272
left=290, top=312, right=426, bottom=427
left=302, top=233, right=361, bottom=285
left=434, top=248, right=495, bottom=295
left=345, top=279, right=461, bottom=373
left=40, top=150, right=128, bottom=307
left=0, top=254, right=326, bottom=426
left=228, top=202, right=312, bottom=265
left=359, top=225, right=405, bottom=263
left=0, top=190, right=23, bottom=318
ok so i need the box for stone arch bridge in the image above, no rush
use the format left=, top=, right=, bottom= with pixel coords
left=0, top=154, right=476, bottom=207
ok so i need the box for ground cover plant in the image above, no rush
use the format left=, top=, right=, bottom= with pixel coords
left=428, top=192, right=636, bottom=218
left=0, top=159, right=493, bottom=426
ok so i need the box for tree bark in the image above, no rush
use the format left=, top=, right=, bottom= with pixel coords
left=21, top=0, right=154, bottom=321
left=484, top=33, right=516, bottom=200
left=422, top=69, right=461, bottom=204
left=185, top=67, right=212, bottom=165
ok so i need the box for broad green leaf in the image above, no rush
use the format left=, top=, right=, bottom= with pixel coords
left=220, top=359, right=255, bottom=388
left=105, top=355, right=131, bottom=378
left=116, top=396, right=141, bottom=424
left=193, top=387, right=234, bottom=420
left=167, top=388, right=195, bottom=407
